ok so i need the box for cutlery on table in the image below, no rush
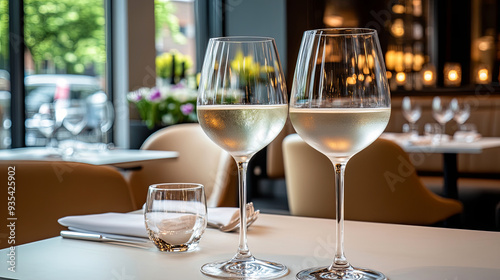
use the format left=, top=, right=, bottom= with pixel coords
left=60, top=230, right=150, bottom=247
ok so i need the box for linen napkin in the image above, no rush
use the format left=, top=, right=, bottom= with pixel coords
left=58, top=207, right=245, bottom=238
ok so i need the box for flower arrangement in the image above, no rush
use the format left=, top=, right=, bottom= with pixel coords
left=156, top=50, right=193, bottom=84
left=128, top=82, right=198, bottom=129
left=229, top=51, right=276, bottom=84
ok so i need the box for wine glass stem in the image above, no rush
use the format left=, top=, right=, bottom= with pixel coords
left=235, top=160, right=251, bottom=259
left=330, top=162, right=351, bottom=270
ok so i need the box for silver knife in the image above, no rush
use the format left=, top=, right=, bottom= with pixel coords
left=60, top=230, right=150, bottom=247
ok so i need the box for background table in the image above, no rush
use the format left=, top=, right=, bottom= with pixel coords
left=382, top=133, right=500, bottom=199
left=1, top=214, right=499, bottom=279
left=0, top=147, right=178, bottom=170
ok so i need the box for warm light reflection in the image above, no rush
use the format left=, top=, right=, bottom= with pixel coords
left=385, top=50, right=395, bottom=70
left=448, top=70, right=458, bottom=81
left=391, top=19, right=405, bottom=37
left=357, top=55, right=366, bottom=69
left=404, top=53, right=413, bottom=68
left=396, top=72, right=406, bottom=84
left=444, top=63, right=461, bottom=87
left=346, top=76, right=356, bottom=85
left=412, top=54, right=424, bottom=71
left=325, top=139, right=351, bottom=152
left=478, top=41, right=490, bottom=51
left=395, top=51, right=404, bottom=72
left=478, top=69, right=488, bottom=81
left=423, top=70, right=433, bottom=82
left=392, top=4, right=405, bottom=14
left=367, top=54, right=375, bottom=69
left=475, top=67, right=490, bottom=84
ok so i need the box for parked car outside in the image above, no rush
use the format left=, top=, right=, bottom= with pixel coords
left=24, top=74, right=105, bottom=146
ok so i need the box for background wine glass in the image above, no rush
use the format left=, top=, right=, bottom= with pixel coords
left=36, top=103, right=61, bottom=148
left=61, top=100, right=88, bottom=136
left=290, top=28, right=390, bottom=280
left=88, top=92, right=115, bottom=144
left=197, top=37, right=288, bottom=279
left=450, top=98, right=471, bottom=130
left=56, top=99, right=88, bottom=156
left=432, top=96, right=453, bottom=141
left=402, top=96, right=421, bottom=137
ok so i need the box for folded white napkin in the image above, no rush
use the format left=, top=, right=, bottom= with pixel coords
left=58, top=207, right=242, bottom=238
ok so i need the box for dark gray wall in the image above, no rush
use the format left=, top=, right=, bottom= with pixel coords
left=224, top=0, right=287, bottom=75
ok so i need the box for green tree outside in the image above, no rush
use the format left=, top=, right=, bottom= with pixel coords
left=0, top=0, right=184, bottom=76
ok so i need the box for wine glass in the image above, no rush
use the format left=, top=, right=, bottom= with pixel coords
left=432, top=96, right=453, bottom=141
left=56, top=99, right=88, bottom=155
left=88, top=92, right=115, bottom=144
left=197, top=37, right=288, bottom=279
left=450, top=98, right=470, bottom=130
left=36, top=103, right=62, bottom=148
left=290, top=28, right=390, bottom=280
left=402, top=96, right=421, bottom=138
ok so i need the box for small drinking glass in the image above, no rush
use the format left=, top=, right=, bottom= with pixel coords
left=450, top=98, right=471, bottom=130
left=453, top=123, right=479, bottom=142
left=424, top=123, right=443, bottom=144
left=144, top=183, right=207, bottom=252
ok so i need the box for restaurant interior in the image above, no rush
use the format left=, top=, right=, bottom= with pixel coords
left=0, top=0, right=499, bottom=279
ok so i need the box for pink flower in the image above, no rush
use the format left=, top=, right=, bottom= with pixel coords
left=180, top=103, right=194, bottom=115
left=147, top=88, right=162, bottom=101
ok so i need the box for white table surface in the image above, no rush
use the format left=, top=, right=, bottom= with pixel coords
left=381, top=133, right=500, bottom=154
left=1, top=214, right=499, bottom=280
left=0, top=147, right=178, bottom=169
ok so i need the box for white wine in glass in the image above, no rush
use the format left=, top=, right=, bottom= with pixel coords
left=197, top=37, right=288, bottom=279
left=290, top=28, right=391, bottom=280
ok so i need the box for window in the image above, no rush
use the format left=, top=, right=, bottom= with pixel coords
left=0, top=0, right=10, bottom=149
left=23, top=0, right=109, bottom=147
left=0, top=0, right=110, bottom=149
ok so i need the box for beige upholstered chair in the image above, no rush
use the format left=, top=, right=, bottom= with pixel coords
left=282, top=134, right=463, bottom=225
left=0, top=161, right=134, bottom=248
left=128, top=123, right=238, bottom=209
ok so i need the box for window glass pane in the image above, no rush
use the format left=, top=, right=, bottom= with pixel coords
left=24, top=0, right=109, bottom=147
left=140, top=0, right=198, bottom=129
left=0, top=0, right=10, bottom=149
left=155, top=0, right=197, bottom=78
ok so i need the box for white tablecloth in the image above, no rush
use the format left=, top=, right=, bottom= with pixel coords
left=1, top=214, right=499, bottom=279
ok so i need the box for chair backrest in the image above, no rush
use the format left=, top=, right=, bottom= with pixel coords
left=282, top=134, right=463, bottom=225
left=0, top=160, right=134, bottom=248
left=128, top=123, right=238, bottom=209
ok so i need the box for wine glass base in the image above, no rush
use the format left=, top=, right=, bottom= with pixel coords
left=201, top=258, right=288, bottom=279
left=296, top=266, right=386, bottom=280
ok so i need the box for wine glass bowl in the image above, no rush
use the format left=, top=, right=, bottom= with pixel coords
left=450, top=98, right=471, bottom=129
left=290, top=28, right=390, bottom=280
left=402, top=96, right=422, bottom=124
left=59, top=100, right=88, bottom=136
left=197, top=37, right=288, bottom=279
left=402, top=96, right=421, bottom=138
left=432, top=96, right=453, bottom=137
left=54, top=99, right=88, bottom=157
left=36, top=103, right=61, bottom=148
left=88, top=92, right=115, bottom=144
